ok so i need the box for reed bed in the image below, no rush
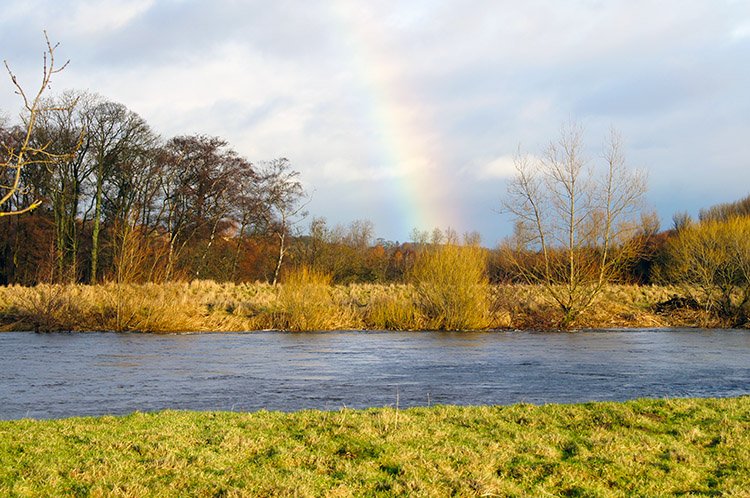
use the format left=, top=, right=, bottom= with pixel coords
left=0, top=279, right=726, bottom=332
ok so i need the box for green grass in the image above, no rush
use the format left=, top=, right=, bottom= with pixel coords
left=2, top=397, right=749, bottom=497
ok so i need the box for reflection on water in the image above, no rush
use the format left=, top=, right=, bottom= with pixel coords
left=1, top=329, right=749, bottom=420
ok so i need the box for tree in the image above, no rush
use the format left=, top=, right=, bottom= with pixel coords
left=156, top=135, right=249, bottom=280
left=256, top=158, right=309, bottom=285
left=502, top=123, right=648, bottom=327
left=228, top=159, right=261, bottom=281
left=31, top=90, right=93, bottom=281
left=87, top=100, right=154, bottom=283
left=300, top=218, right=382, bottom=283
left=2, top=33, right=74, bottom=217
left=672, top=211, right=693, bottom=232
left=102, top=127, right=162, bottom=284
left=699, top=194, right=750, bottom=223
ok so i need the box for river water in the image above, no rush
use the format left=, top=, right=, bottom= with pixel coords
left=1, top=329, right=749, bottom=420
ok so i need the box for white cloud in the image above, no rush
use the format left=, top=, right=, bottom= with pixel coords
left=63, top=0, right=155, bottom=36
left=2, top=0, right=750, bottom=241
left=475, top=155, right=518, bottom=180
left=320, top=160, right=402, bottom=184
left=730, top=21, right=750, bottom=41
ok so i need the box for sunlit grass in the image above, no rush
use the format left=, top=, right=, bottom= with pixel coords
left=276, top=266, right=361, bottom=331
left=0, top=281, right=729, bottom=332
left=1, top=397, right=748, bottom=496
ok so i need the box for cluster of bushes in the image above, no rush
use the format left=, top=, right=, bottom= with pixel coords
left=3, top=197, right=750, bottom=331
left=0, top=261, right=707, bottom=333
left=658, top=213, right=750, bottom=325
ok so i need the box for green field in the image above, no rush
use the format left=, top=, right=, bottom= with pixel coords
left=1, top=397, right=749, bottom=497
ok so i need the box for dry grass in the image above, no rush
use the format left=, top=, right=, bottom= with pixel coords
left=491, top=283, right=707, bottom=330
left=0, top=281, right=271, bottom=333
left=276, top=266, right=360, bottom=331
left=0, top=280, right=736, bottom=332
left=362, top=284, right=423, bottom=330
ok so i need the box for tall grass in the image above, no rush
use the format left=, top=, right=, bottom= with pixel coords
left=410, top=244, right=491, bottom=330
left=276, top=266, right=358, bottom=331
left=363, top=284, right=423, bottom=330
left=0, top=282, right=266, bottom=333
left=0, top=280, right=728, bottom=332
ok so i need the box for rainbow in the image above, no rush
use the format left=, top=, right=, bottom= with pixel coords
left=326, top=1, right=463, bottom=240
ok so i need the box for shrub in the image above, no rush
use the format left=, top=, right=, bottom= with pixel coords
left=276, top=266, right=353, bottom=331
left=660, top=216, right=750, bottom=325
left=363, top=285, right=422, bottom=330
left=10, top=284, right=78, bottom=332
left=410, top=244, right=490, bottom=330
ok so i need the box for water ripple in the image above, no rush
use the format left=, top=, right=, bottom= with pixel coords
left=1, top=329, right=749, bottom=419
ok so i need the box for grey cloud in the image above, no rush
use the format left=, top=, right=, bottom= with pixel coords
left=2, top=0, right=750, bottom=242
left=84, top=0, right=340, bottom=69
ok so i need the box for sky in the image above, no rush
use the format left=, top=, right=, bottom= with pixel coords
left=1, top=0, right=749, bottom=245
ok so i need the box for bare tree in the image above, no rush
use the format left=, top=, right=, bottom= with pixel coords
left=228, top=159, right=262, bottom=281
left=2, top=33, right=75, bottom=217
left=502, top=123, right=648, bottom=327
left=672, top=211, right=693, bottom=232
left=257, top=158, right=309, bottom=285
left=31, top=90, right=94, bottom=281
left=87, top=100, right=154, bottom=283
left=156, top=135, right=248, bottom=280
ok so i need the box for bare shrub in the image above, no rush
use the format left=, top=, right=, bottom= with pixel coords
left=660, top=216, right=750, bottom=326
left=11, top=284, right=77, bottom=331
left=410, top=244, right=491, bottom=330
left=276, top=266, right=354, bottom=331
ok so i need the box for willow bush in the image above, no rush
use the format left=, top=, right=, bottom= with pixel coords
left=276, top=266, right=357, bottom=331
left=661, top=215, right=750, bottom=325
left=410, top=244, right=491, bottom=330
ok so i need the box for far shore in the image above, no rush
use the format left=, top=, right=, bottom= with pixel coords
left=0, top=281, right=736, bottom=333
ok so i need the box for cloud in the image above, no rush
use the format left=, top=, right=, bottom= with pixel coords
left=474, top=155, right=518, bottom=180
left=321, top=160, right=402, bottom=184
left=64, top=0, right=155, bottom=37
left=2, top=0, right=750, bottom=242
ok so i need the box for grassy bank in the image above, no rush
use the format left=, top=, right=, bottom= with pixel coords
left=0, top=280, right=724, bottom=332
left=1, top=397, right=748, bottom=496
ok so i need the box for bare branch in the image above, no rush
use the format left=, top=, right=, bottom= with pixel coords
left=1, top=32, right=75, bottom=216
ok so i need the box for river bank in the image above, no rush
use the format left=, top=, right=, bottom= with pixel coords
left=1, top=397, right=748, bottom=496
left=0, top=281, right=730, bottom=332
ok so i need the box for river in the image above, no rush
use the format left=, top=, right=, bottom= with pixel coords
left=1, top=329, right=749, bottom=420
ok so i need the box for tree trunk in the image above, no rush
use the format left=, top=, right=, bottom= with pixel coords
left=230, top=216, right=248, bottom=282
left=196, top=217, right=221, bottom=279
left=90, top=163, right=103, bottom=284
left=272, top=230, right=285, bottom=285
